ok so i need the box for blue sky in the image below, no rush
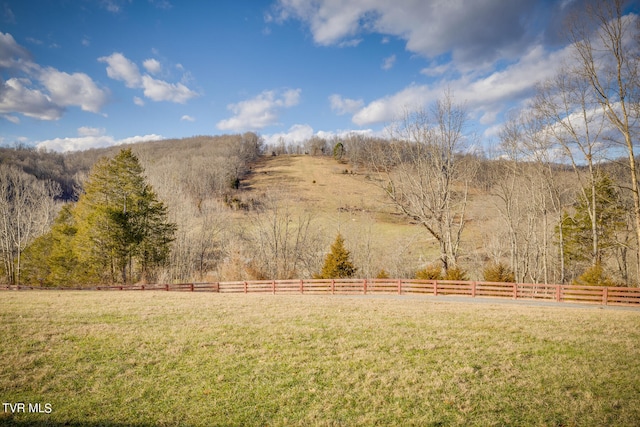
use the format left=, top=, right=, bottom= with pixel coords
left=0, top=0, right=633, bottom=151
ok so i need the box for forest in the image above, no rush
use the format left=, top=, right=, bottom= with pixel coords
left=1, top=0, right=638, bottom=287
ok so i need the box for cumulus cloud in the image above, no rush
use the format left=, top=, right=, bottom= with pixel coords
left=217, top=88, right=301, bottom=131
left=98, top=52, right=142, bottom=88
left=143, top=58, right=161, bottom=74
left=0, top=32, right=34, bottom=71
left=0, top=32, right=110, bottom=121
left=271, top=0, right=558, bottom=68
left=39, top=68, right=109, bottom=113
left=0, top=77, right=64, bottom=120
left=99, top=52, right=198, bottom=103
left=36, top=127, right=163, bottom=152
left=329, top=94, right=364, bottom=115
left=141, top=75, right=197, bottom=103
left=352, top=43, right=571, bottom=127
left=181, top=114, right=195, bottom=122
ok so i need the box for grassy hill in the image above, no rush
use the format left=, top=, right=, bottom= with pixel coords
left=244, top=155, right=442, bottom=278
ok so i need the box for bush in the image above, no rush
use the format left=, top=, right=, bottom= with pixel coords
left=483, top=262, right=515, bottom=283
left=573, top=263, right=617, bottom=287
left=443, top=266, right=468, bottom=281
left=376, top=269, right=390, bottom=279
left=415, top=264, right=442, bottom=280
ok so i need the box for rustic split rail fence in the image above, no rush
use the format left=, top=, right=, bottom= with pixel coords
left=3, top=279, right=640, bottom=307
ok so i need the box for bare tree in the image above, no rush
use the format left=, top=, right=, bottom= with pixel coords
left=568, top=0, right=640, bottom=282
left=536, top=71, right=607, bottom=268
left=496, top=111, right=572, bottom=284
left=0, top=165, right=60, bottom=285
left=250, top=192, right=323, bottom=279
left=374, top=93, right=475, bottom=272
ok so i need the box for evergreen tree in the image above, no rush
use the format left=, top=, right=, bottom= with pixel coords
left=559, top=173, right=625, bottom=269
left=316, top=233, right=356, bottom=279
left=21, top=204, right=77, bottom=286
left=35, top=149, right=176, bottom=286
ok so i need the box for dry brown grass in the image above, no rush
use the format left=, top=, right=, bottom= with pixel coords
left=247, top=155, right=440, bottom=274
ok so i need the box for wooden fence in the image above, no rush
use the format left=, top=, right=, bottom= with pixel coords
left=3, top=279, right=640, bottom=307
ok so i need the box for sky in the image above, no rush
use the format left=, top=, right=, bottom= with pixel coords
left=0, top=0, right=637, bottom=152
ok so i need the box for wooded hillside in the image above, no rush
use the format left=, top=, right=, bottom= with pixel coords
left=1, top=130, right=638, bottom=287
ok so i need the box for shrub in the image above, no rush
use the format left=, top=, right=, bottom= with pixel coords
left=443, top=266, right=469, bottom=281
left=483, top=262, right=515, bottom=282
left=376, top=269, right=390, bottom=279
left=573, top=263, right=617, bottom=287
left=415, top=264, right=442, bottom=280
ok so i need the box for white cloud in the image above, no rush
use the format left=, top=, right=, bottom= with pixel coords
left=99, top=52, right=198, bottom=103
left=143, top=58, right=161, bottom=74
left=181, top=114, right=195, bottom=122
left=1, top=114, right=19, bottom=124
left=0, top=32, right=109, bottom=120
left=217, top=88, right=301, bottom=131
left=329, top=94, right=364, bottom=115
left=36, top=128, right=163, bottom=152
left=352, top=84, right=433, bottom=126
left=381, top=54, right=396, bottom=70
left=141, top=75, right=197, bottom=103
left=39, top=68, right=109, bottom=113
left=263, top=124, right=315, bottom=146
left=268, top=0, right=579, bottom=72
left=98, top=52, right=142, bottom=88
left=133, top=96, right=144, bottom=106
left=263, top=124, right=376, bottom=146
left=272, top=0, right=552, bottom=68
left=352, top=43, right=571, bottom=127
left=0, top=32, right=34, bottom=72
left=0, top=77, right=65, bottom=120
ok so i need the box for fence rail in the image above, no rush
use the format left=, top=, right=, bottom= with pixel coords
left=2, top=279, right=640, bottom=307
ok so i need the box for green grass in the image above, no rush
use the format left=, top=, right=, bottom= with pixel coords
left=1, top=292, right=639, bottom=426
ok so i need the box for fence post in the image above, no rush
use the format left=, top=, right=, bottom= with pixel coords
left=434, top=280, right=438, bottom=296
left=471, top=281, right=476, bottom=298
left=165, top=284, right=169, bottom=291
left=300, top=279, right=304, bottom=294
left=244, top=281, right=248, bottom=293
left=363, top=279, right=368, bottom=295
left=556, top=285, right=561, bottom=302
left=272, top=280, right=276, bottom=295
left=397, top=279, right=402, bottom=295
left=190, top=283, right=194, bottom=292
left=512, top=283, right=517, bottom=299
left=331, top=279, right=335, bottom=295
left=602, top=286, right=608, bottom=306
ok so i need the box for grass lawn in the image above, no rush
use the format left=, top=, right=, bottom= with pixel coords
left=1, top=291, right=639, bottom=426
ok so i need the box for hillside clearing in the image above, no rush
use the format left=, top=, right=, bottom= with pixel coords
left=246, top=155, right=441, bottom=273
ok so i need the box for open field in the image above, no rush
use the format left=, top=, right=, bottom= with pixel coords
left=1, top=292, right=640, bottom=426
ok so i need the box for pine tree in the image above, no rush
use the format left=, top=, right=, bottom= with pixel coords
left=316, top=233, right=356, bottom=279
left=41, top=149, right=176, bottom=286
left=559, top=173, right=625, bottom=269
